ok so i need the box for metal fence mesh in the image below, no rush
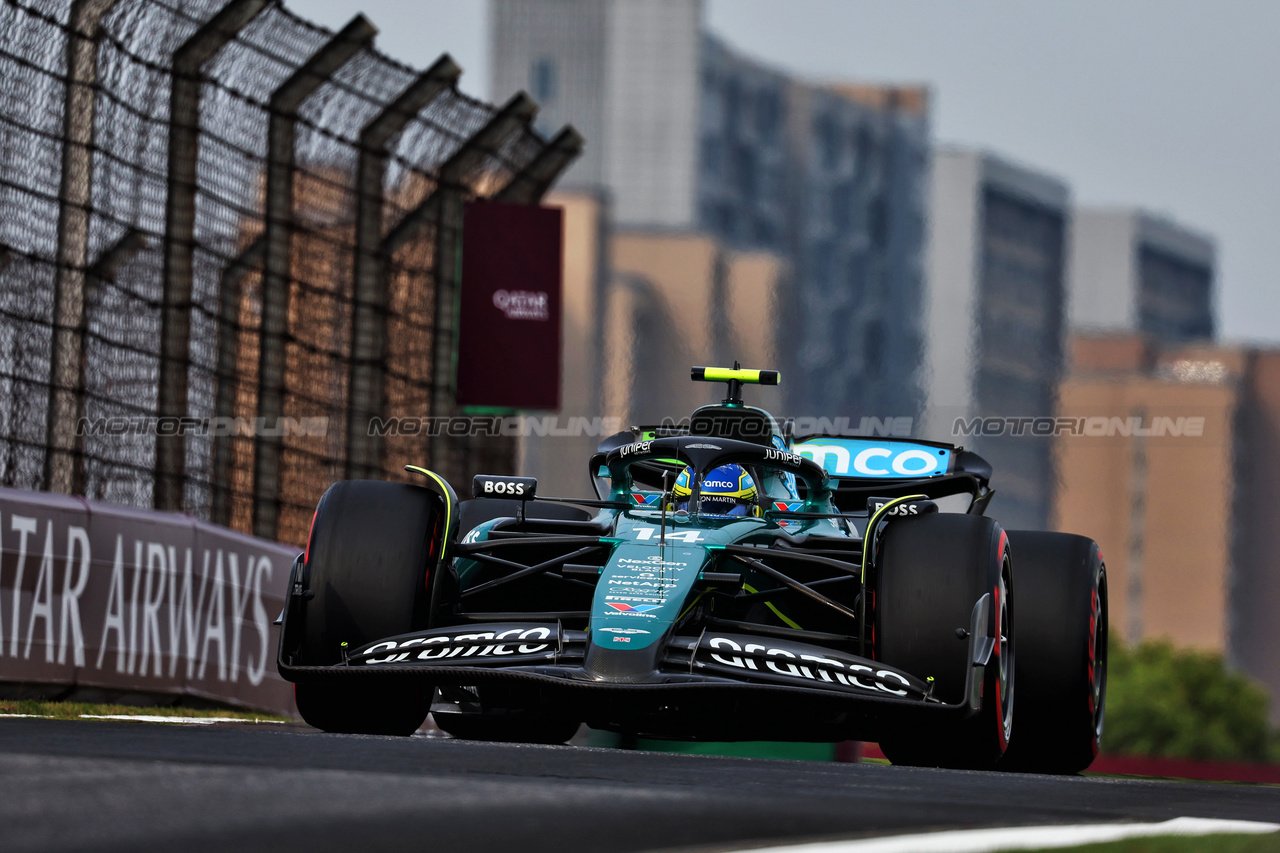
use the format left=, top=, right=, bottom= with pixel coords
left=0, top=0, right=559, bottom=545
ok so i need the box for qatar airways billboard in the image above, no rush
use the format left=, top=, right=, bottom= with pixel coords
left=455, top=201, right=563, bottom=410
left=0, top=488, right=299, bottom=716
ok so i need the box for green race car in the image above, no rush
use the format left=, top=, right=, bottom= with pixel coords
left=278, top=366, right=1107, bottom=773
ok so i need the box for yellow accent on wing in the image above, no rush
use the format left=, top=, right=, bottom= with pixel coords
left=404, top=465, right=455, bottom=561
left=701, top=367, right=777, bottom=384
left=860, top=494, right=928, bottom=584
left=742, top=582, right=802, bottom=630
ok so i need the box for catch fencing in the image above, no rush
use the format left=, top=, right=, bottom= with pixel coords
left=0, top=0, right=579, bottom=546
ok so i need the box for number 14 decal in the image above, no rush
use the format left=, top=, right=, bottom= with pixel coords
left=634, top=528, right=703, bottom=543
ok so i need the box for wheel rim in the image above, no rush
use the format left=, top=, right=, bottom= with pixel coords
left=997, top=553, right=1014, bottom=745
left=1090, top=566, right=1108, bottom=749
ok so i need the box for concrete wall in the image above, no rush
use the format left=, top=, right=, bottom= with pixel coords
left=0, top=487, right=298, bottom=715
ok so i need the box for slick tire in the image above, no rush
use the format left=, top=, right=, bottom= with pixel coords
left=432, top=712, right=581, bottom=745
left=294, top=681, right=431, bottom=738
left=998, top=531, right=1107, bottom=775
left=295, top=480, right=443, bottom=735
left=875, top=513, right=1014, bottom=770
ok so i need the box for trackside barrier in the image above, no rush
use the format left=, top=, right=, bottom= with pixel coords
left=0, top=487, right=298, bottom=716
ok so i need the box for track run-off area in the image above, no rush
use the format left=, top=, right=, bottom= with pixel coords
left=1, top=718, right=1276, bottom=853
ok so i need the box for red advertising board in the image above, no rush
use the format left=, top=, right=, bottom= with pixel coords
left=455, top=201, right=563, bottom=409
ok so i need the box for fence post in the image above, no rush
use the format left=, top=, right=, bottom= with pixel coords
left=44, top=0, right=118, bottom=495
left=378, top=93, right=536, bottom=483
left=345, top=55, right=460, bottom=481
left=492, top=125, right=583, bottom=204
left=254, top=16, right=377, bottom=540
left=210, top=236, right=263, bottom=527
left=155, top=0, right=271, bottom=512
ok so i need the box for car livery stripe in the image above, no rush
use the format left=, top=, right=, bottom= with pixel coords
left=861, top=494, right=928, bottom=583
left=405, top=464, right=456, bottom=563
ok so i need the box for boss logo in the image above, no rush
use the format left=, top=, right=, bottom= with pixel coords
left=867, top=497, right=937, bottom=517
left=473, top=475, right=537, bottom=500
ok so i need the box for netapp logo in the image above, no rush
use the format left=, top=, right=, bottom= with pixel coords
left=616, top=556, right=688, bottom=569
left=492, top=289, right=549, bottom=321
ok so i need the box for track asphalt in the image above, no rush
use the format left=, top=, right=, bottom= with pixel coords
left=1, top=718, right=1276, bottom=853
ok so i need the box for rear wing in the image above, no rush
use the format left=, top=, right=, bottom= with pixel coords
left=792, top=435, right=995, bottom=515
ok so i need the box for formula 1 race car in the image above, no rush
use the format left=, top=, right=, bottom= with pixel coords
left=278, top=366, right=1107, bottom=773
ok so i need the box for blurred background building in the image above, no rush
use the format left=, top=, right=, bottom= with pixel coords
left=1053, top=334, right=1280, bottom=723
left=1068, top=209, right=1216, bottom=344
left=491, top=0, right=930, bottom=424
left=922, top=148, right=1070, bottom=530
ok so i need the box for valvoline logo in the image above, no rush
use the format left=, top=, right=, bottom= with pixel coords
left=797, top=439, right=951, bottom=479
left=607, top=603, right=660, bottom=613
left=631, top=493, right=662, bottom=506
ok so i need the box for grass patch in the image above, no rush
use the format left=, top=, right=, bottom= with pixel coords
left=1012, top=832, right=1280, bottom=853
left=0, top=699, right=290, bottom=723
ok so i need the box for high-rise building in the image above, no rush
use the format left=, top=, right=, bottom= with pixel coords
left=490, top=0, right=931, bottom=420
left=1054, top=333, right=1280, bottom=724
left=1068, top=208, right=1215, bottom=343
left=922, top=148, right=1070, bottom=530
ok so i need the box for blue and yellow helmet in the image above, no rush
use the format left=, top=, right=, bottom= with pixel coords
left=671, top=463, right=757, bottom=517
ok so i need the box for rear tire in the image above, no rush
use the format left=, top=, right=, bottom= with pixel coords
left=998, top=532, right=1107, bottom=774
left=295, top=480, right=442, bottom=735
left=875, top=514, right=1013, bottom=770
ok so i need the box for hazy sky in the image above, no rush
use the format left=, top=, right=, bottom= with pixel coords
left=289, top=0, right=1280, bottom=345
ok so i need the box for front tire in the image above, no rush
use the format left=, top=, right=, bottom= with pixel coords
left=432, top=711, right=580, bottom=745
left=875, top=514, right=1013, bottom=770
left=998, top=532, right=1107, bottom=774
left=294, top=480, right=442, bottom=735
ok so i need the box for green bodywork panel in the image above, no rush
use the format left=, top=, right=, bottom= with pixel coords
left=454, top=507, right=855, bottom=644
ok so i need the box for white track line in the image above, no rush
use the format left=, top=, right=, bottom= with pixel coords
left=729, top=817, right=1280, bottom=853
left=79, top=715, right=266, bottom=724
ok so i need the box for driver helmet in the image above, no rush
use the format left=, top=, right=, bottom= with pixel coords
left=671, top=463, right=757, bottom=517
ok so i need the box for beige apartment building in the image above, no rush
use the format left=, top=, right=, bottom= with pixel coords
left=520, top=191, right=787, bottom=499
left=1054, top=333, right=1280, bottom=722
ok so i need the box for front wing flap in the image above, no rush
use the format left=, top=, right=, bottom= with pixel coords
left=308, top=621, right=938, bottom=705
